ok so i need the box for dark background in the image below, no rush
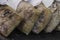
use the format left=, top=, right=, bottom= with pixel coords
left=2, top=28, right=60, bottom=40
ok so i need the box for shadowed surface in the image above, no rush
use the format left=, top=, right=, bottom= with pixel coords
left=4, top=28, right=60, bottom=40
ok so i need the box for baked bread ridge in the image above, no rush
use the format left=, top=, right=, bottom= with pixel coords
left=45, top=1, right=60, bottom=33
left=21, top=8, right=42, bottom=35
left=33, top=8, right=52, bottom=34
left=0, top=5, right=23, bottom=37
left=16, top=1, right=36, bottom=35
left=55, top=2, right=60, bottom=31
